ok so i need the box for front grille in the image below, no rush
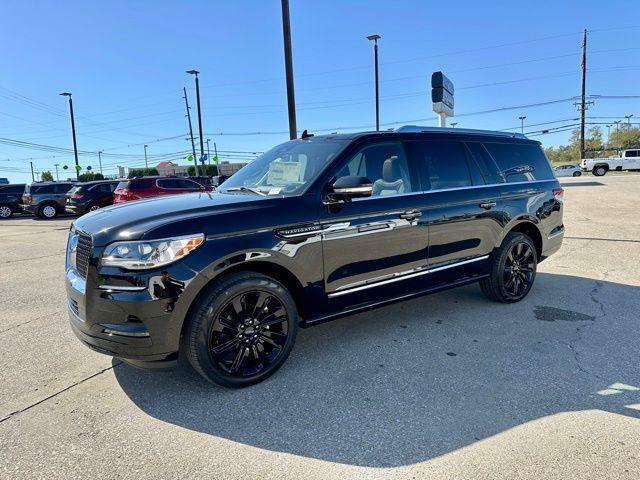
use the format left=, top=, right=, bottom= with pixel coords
left=75, top=234, right=92, bottom=279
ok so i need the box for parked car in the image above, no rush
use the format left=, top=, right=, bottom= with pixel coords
left=189, top=176, right=213, bottom=187
left=0, top=184, right=26, bottom=218
left=22, top=181, right=75, bottom=218
left=66, top=126, right=564, bottom=388
left=65, top=180, right=120, bottom=216
left=580, top=148, right=640, bottom=176
left=0, top=178, right=9, bottom=185
left=553, top=164, right=582, bottom=177
left=113, top=176, right=212, bottom=204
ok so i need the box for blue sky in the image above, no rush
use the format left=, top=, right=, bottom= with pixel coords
left=1, top=0, right=639, bottom=183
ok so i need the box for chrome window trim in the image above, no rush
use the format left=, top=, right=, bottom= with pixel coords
left=327, top=255, right=489, bottom=298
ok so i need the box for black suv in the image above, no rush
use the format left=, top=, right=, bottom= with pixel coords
left=0, top=184, right=26, bottom=218
left=22, top=181, right=75, bottom=218
left=66, top=127, right=564, bottom=387
left=65, top=180, right=120, bottom=216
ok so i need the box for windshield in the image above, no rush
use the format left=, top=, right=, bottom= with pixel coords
left=220, top=138, right=348, bottom=196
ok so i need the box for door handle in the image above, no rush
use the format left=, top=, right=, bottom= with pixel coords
left=400, top=209, right=422, bottom=220
left=479, top=202, right=497, bottom=210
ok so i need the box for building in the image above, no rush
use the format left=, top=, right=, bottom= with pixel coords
left=156, top=161, right=189, bottom=177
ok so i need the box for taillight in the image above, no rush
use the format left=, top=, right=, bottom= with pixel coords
left=25, top=194, right=32, bottom=204
left=553, top=187, right=564, bottom=202
left=114, top=189, right=139, bottom=202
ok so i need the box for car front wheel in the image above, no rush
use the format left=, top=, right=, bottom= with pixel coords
left=0, top=204, right=13, bottom=219
left=185, top=271, right=298, bottom=388
left=480, top=232, right=538, bottom=303
left=573, top=171, right=582, bottom=177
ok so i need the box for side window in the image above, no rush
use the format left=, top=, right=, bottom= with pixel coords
left=56, top=184, right=72, bottom=194
left=98, top=184, right=112, bottom=193
left=339, top=142, right=414, bottom=197
left=109, top=183, right=118, bottom=193
left=626, top=150, right=638, bottom=158
left=177, top=179, right=201, bottom=189
left=157, top=179, right=180, bottom=189
left=483, top=142, right=554, bottom=182
left=466, top=142, right=505, bottom=184
left=406, top=141, right=473, bottom=190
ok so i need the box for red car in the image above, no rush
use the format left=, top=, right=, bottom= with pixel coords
left=113, top=176, right=212, bottom=204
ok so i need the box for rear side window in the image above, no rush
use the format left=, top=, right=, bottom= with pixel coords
left=0, top=185, right=25, bottom=194
left=483, top=143, right=554, bottom=182
left=118, top=180, right=152, bottom=190
left=55, top=184, right=73, bottom=194
left=406, top=141, right=478, bottom=190
left=157, top=178, right=181, bottom=189
left=32, top=185, right=55, bottom=194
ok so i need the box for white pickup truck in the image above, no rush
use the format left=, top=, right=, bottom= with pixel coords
left=581, top=149, right=640, bottom=176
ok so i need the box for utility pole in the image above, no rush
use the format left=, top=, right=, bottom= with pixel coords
left=280, top=0, right=297, bottom=140
left=606, top=124, right=612, bottom=143
left=143, top=144, right=148, bottom=169
left=367, top=34, right=381, bottom=131
left=54, top=163, right=60, bottom=181
left=60, top=92, right=80, bottom=180
left=518, top=115, right=527, bottom=134
left=614, top=120, right=622, bottom=148
left=97, top=151, right=103, bottom=175
left=183, top=87, right=200, bottom=176
left=206, top=138, right=211, bottom=165
left=30, top=161, right=35, bottom=182
left=187, top=70, right=205, bottom=163
left=579, top=29, right=588, bottom=161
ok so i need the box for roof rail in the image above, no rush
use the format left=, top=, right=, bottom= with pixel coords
left=396, top=125, right=527, bottom=139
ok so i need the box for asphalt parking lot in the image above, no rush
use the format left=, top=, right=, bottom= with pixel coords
left=1, top=175, right=639, bottom=479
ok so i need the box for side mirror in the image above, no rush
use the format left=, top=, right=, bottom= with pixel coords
left=328, top=176, right=372, bottom=202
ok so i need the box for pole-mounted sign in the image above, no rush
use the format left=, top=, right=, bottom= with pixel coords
left=431, top=71, right=454, bottom=127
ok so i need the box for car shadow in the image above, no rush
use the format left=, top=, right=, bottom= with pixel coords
left=113, top=272, right=640, bottom=467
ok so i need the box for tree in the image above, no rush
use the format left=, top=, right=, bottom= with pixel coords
left=609, top=126, right=640, bottom=151
left=78, top=172, right=104, bottom=182
left=187, top=164, right=218, bottom=176
left=41, top=171, right=54, bottom=182
left=128, top=168, right=159, bottom=178
left=544, top=126, right=608, bottom=164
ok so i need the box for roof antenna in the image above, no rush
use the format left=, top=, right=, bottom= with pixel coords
left=300, top=129, right=314, bottom=139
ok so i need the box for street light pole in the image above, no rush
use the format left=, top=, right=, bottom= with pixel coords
left=625, top=114, right=634, bottom=129
left=518, top=115, right=527, bottom=134
left=97, top=151, right=103, bottom=175
left=280, top=0, right=297, bottom=140
left=606, top=124, right=612, bottom=144
left=54, top=163, right=60, bottom=181
left=206, top=139, right=211, bottom=165
left=614, top=120, right=622, bottom=147
left=182, top=87, right=199, bottom=176
left=144, top=144, right=148, bottom=169
left=450, top=122, right=458, bottom=128
left=367, top=34, right=381, bottom=131
left=187, top=70, right=205, bottom=163
left=60, top=92, right=79, bottom=180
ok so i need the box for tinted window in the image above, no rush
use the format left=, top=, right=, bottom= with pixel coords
left=118, top=180, right=152, bottom=190
left=178, top=179, right=201, bottom=189
left=626, top=150, right=638, bottom=158
left=340, top=142, right=414, bottom=197
left=157, top=178, right=181, bottom=189
left=32, top=185, right=55, bottom=194
left=406, top=141, right=473, bottom=190
left=483, top=142, right=554, bottom=182
left=0, top=185, right=25, bottom=194
left=465, top=142, right=504, bottom=184
left=55, top=184, right=73, bottom=194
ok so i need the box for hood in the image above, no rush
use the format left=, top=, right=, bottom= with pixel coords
left=72, top=191, right=276, bottom=246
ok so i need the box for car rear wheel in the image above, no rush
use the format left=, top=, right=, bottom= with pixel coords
left=593, top=166, right=607, bottom=177
left=88, top=204, right=101, bottom=212
left=0, top=204, right=13, bottom=219
left=185, top=271, right=298, bottom=388
left=38, top=204, right=58, bottom=219
left=479, top=232, right=537, bottom=303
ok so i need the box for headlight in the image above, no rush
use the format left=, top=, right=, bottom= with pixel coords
left=101, top=234, right=204, bottom=270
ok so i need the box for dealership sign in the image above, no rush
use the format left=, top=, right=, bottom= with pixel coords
left=431, top=71, right=454, bottom=123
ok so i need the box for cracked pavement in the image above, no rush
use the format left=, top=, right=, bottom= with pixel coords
left=1, top=175, right=639, bottom=479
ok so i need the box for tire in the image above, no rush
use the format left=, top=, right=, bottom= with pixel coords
left=38, top=204, right=58, bottom=219
left=572, top=171, right=582, bottom=177
left=185, top=271, right=298, bottom=388
left=479, top=232, right=538, bottom=303
left=88, top=204, right=101, bottom=212
left=0, top=204, right=13, bottom=219
left=593, top=166, right=607, bottom=177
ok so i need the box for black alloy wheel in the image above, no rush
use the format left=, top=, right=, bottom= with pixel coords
left=480, top=231, right=538, bottom=303
left=186, top=272, right=298, bottom=388
left=209, top=290, right=290, bottom=377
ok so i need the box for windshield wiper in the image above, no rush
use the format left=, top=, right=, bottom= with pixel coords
left=224, top=186, right=267, bottom=196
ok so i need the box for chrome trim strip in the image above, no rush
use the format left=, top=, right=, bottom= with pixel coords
left=98, top=284, right=147, bottom=292
left=327, top=255, right=490, bottom=298
left=279, top=222, right=351, bottom=239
